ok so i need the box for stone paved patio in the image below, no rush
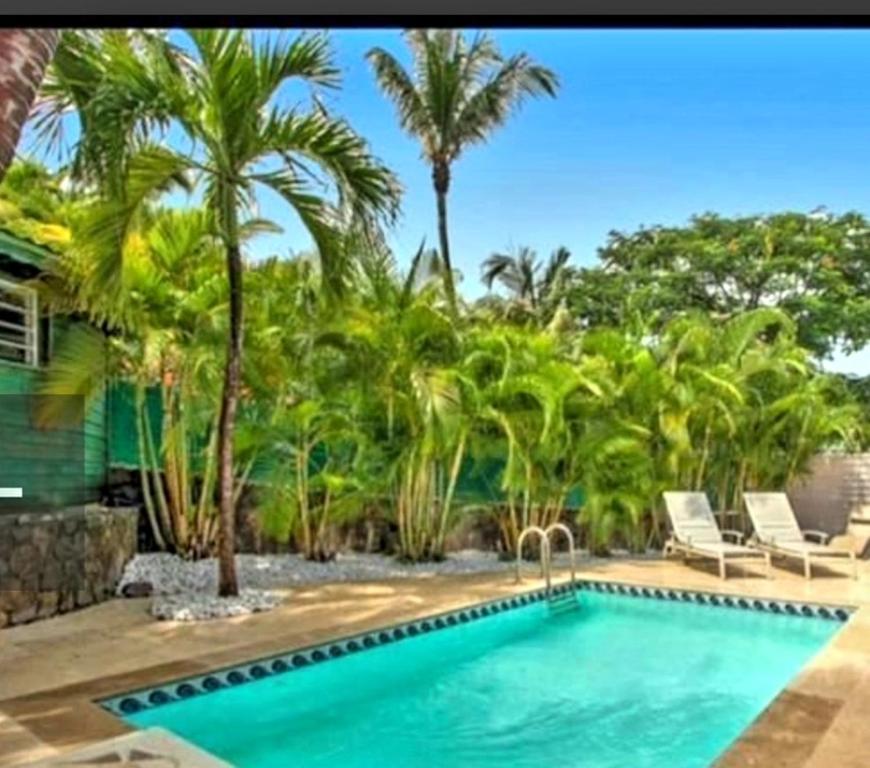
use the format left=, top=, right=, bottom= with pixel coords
left=1, top=556, right=867, bottom=768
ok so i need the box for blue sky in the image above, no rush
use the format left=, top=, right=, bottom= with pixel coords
left=291, top=29, right=870, bottom=285
left=25, top=29, right=870, bottom=373
left=277, top=29, right=870, bottom=374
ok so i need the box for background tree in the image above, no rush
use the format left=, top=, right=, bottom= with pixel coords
left=0, top=29, right=59, bottom=179
left=838, top=374, right=870, bottom=450
left=565, top=211, right=870, bottom=359
left=368, top=30, right=558, bottom=309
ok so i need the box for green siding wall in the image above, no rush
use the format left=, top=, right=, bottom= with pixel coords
left=85, top=383, right=108, bottom=495
left=0, top=232, right=109, bottom=506
left=0, top=356, right=109, bottom=506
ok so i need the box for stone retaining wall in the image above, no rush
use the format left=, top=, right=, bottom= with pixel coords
left=0, top=506, right=137, bottom=628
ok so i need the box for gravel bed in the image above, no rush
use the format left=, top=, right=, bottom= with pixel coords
left=119, top=549, right=659, bottom=622
left=118, top=550, right=521, bottom=598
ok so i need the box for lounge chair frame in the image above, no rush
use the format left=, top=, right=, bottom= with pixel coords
left=663, top=492, right=771, bottom=580
left=743, top=492, right=858, bottom=581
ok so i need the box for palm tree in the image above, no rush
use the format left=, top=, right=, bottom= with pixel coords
left=0, top=29, right=60, bottom=179
left=482, top=246, right=539, bottom=307
left=481, top=244, right=571, bottom=313
left=39, top=207, right=231, bottom=558
left=317, top=248, right=473, bottom=561
left=38, top=30, right=400, bottom=596
left=367, top=30, right=558, bottom=309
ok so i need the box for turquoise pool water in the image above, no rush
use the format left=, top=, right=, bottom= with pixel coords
left=125, top=591, right=839, bottom=768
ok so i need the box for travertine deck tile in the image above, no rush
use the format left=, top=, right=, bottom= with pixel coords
left=714, top=690, right=843, bottom=768
left=0, top=558, right=867, bottom=768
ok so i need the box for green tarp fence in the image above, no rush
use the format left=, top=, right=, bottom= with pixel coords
left=106, top=380, right=583, bottom=507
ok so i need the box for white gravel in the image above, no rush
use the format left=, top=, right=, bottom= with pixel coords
left=119, top=549, right=657, bottom=622
left=119, top=550, right=521, bottom=598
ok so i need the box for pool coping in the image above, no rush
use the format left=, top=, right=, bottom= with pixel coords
left=99, top=577, right=855, bottom=719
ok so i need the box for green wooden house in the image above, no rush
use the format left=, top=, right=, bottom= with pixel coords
left=0, top=230, right=109, bottom=509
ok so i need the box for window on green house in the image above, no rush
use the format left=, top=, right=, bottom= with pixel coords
left=0, top=277, right=39, bottom=366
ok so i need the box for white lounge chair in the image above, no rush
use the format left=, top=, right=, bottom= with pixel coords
left=663, top=491, right=771, bottom=579
left=743, top=492, right=858, bottom=580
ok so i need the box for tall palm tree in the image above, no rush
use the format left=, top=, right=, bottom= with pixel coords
left=0, top=29, right=60, bottom=179
left=368, top=30, right=558, bottom=309
left=38, top=30, right=400, bottom=596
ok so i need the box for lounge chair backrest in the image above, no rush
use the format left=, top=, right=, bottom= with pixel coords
left=663, top=492, right=723, bottom=544
left=743, top=492, right=803, bottom=544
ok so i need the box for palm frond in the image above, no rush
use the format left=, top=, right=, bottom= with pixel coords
left=260, top=108, right=401, bottom=225
left=255, top=32, right=339, bottom=94
left=366, top=46, right=435, bottom=152
left=34, top=324, right=107, bottom=429
left=73, top=145, right=193, bottom=309
left=452, top=53, right=558, bottom=156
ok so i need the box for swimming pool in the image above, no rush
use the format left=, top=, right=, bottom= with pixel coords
left=106, top=582, right=848, bottom=768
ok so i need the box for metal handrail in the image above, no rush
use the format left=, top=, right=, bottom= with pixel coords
left=545, top=522, right=577, bottom=591
left=515, top=525, right=551, bottom=593
left=515, top=523, right=580, bottom=603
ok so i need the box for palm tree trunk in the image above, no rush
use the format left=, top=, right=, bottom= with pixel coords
left=135, top=384, right=166, bottom=551
left=0, top=30, right=60, bottom=180
left=506, top=494, right=519, bottom=555
left=296, top=447, right=312, bottom=557
left=315, top=489, right=332, bottom=558
left=194, top=411, right=220, bottom=555
left=216, top=213, right=243, bottom=596
left=435, top=433, right=467, bottom=555
left=694, top=422, right=712, bottom=490
left=432, top=159, right=456, bottom=310
left=142, top=388, right=173, bottom=549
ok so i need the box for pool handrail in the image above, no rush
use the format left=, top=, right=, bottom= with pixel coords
left=544, top=522, right=577, bottom=591
left=515, top=526, right=551, bottom=593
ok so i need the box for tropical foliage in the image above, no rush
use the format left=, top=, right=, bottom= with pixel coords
left=0, top=160, right=72, bottom=249
left=2, top=28, right=864, bottom=574
left=38, top=208, right=231, bottom=558
left=9, top=158, right=863, bottom=562
left=33, top=29, right=399, bottom=594
left=480, top=244, right=571, bottom=325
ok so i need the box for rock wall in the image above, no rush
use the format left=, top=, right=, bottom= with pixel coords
left=0, top=506, right=137, bottom=628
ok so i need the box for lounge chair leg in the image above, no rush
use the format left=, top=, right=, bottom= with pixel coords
left=765, top=553, right=772, bottom=579
left=719, top=555, right=726, bottom=580
left=851, top=552, right=858, bottom=581
left=804, top=555, right=811, bottom=581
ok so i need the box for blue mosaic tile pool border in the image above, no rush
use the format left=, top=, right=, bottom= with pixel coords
left=99, top=579, right=855, bottom=718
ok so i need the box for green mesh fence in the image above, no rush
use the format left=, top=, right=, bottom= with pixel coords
left=107, top=381, right=583, bottom=507
left=107, top=381, right=161, bottom=469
